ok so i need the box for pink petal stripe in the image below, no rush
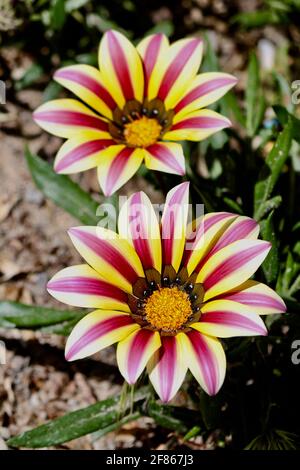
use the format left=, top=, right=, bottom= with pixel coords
left=195, top=218, right=258, bottom=273
left=183, top=212, right=233, bottom=266
left=187, top=330, right=218, bottom=395
left=201, top=311, right=267, bottom=335
left=127, top=329, right=155, bottom=384
left=33, top=110, right=109, bottom=132
left=147, top=143, right=184, bottom=175
left=203, top=243, right=270, bottom=291
left=68, top=228, right=140, bottom=286
left=220, top=291, right=285, bottom=311
left=143, top=34, right=165, bottom=91
left=174, top=77, right=237, bottom=113
left=162, top=183, right=188, bottom=267
left=66, top=315, right=133, bottom=360
left=105, top=147, right=134, bottom=196
left=157, top=336, right=177, bottom=402
left=55, top=139, right=114, bottom=172
left=54, top=69, right=117, bottom=110
left=157, top=39, right=200, bottom=101
left=172, top=116, right=229, bottom=130
left=129, top=192, right=155, bottom=270
left=107, top=31, right=135, bottom=101
left=47, top=277, right=128, bottom=303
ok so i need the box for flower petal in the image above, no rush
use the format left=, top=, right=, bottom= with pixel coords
left=54, top=133, right=115, bottom=173
left=147, top=334, right=187, bottom=403
left=181, top=330, right=226, bottom=395
left=33, top=99, right=109, bottom=138
left=193, top=215, right=260, bottom=274
left=217, top=280, right=286, bottom=315
left=68, top=226, right=145, bottom=293
left=54, top=64, right=117, bottom=119
left=161, top=182, right=190, bottom=273
left=193, top=299, right=267, bottom=337
left=65, top=310, right=139, bottom=361
left=118, top=191, right=162, bottom=272
left=148, top=37, right=203, bottom=110
left=197, top=239, right=271, bottom=301
left=163, top=109, right=231, bottom=142
left=174, top=72, right=237, bottom=120
left=144, top=142, right=185, bottom=176
left=47, top=264, right=129, bottom=311
left=98, top=30, right=144, bottom=108
left=117, top=329, right=161, bottom=384
left=97, top=145, right=144, bottom=196
left=182, top=212, right=237, bottom=276
left=137, top=33, right=169, bottom=96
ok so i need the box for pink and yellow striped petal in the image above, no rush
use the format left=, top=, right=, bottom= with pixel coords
left=197, top=239, right=271, bottom=301
left=161, top=182, right=190, bottom=273
left=218, top=280, right=286, bottom=315
left=54, top=132, right=114, bottom=173
left=144, top=142, right=185, bottom=176
left=193, top=215, right=260, bottom=274
left=33, top=99, right=110, bottom=138
left=137, top=33, right=169, bottom=96
left=65, top=310, right=139, bottom=361
left=181, top=330, right=226, bottom=395
left=98, top=30, right=144, bottom=108
left=54, top=64, right=117, bottom=119
left=68, top=226, right=144, bottom=293
left=117, top=329, right=161, bottom=384
left=147, top=334, right=187, bottom=403
left=183, top=212, right=237, bottom=276
left=118, top=191, right=162, bottom=272
left=47, top=264, right=129, bottom=311
left=97, top=145, right=144, bottom=196
left=148, top=37, right=203, bottom=110
left=163, top=109, right=231, bottom=142
left=174, top=72, right=237, bottom=120
left=193, top=299, right=267, bottom=337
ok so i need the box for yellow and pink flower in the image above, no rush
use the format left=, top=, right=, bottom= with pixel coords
left=47, top=183, right=286, bottom=402
left=33, top=30, right=236, bottom=195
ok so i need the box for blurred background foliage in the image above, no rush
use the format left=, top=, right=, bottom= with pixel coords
left=1, top=0, right=300, bottom=450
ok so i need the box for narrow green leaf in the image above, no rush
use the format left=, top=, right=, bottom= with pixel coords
left=50, top=0, right=66, bottom=30
left=7, top=387, right=149, bottom=448
left=146, top=400, right=199, bottom=433
left=255, top=195, right=282, bottom=220
left=231, top=10, right=280, bottom=28
left=222, top=91, right=246, bottom=128
left=15, top=64, right=43, bottom=91
left=273, top=105, right=300, bottom=143
left=254, top=118, right=292, bottom=220
left=0, top=301, right=85, bottom=329
left=26, top=148, right=100, bottom=225
left=260, top=211, right=279, bottom=283
left=246, top=53, right=265, bottom=137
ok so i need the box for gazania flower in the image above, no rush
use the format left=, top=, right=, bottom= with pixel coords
left=33, top=31, right=236, bottom=196
left=47, top=183, right=286, bottom=402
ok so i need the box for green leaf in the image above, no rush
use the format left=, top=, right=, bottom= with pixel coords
left=15, top=64, right=43, bottom=91
left=222, top=91, right=246, bottom=128
left=43, top=81, right=62, bottom=102
left=0, top=301, right=85, bottom=329
left=144, top=20, right=174, bottom=38
left=254, top=195, right=282, bottom=220
left=246, top=53, right=265, bottom=137
left=260, top=211, right=279, bottom=283
left=231, top=10, right=280, bottom=28
left=146, top=400, right=198, bottom=433
left=254, top=118, right=292, bottom=221
left=273, top=105, right=300, bottom=143
left=26, top=148, right=100, bottom=225
left=50, top=0, right=66, bottom=30
left=7, top=387, right=149, bottom=448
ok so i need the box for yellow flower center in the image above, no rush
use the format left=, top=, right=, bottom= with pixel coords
left=144, top=287, right=193, bottom=331
left=124, top=116, right=162, bottom=148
